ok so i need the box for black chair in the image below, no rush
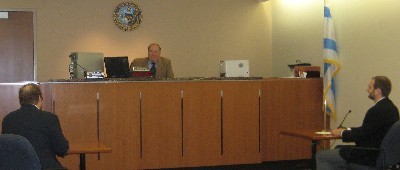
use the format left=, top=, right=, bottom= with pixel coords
left=0, top=134, right=41, bottom=170
left=347, top=121, right=400, bottom=170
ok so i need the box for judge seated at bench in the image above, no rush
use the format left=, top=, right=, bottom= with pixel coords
left=130, top=43, right=174, bottom=79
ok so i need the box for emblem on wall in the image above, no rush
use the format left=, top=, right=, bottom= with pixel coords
left=113, top=2, right=142, bottom=31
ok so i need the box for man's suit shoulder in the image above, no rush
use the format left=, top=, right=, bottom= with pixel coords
left=371, top=98, right=399, bottom=116
left=160, top=57, right=171, bottom=62
left=159, top=57, right=171, bottom=63
left=38, top=111, right=61, bottom=123
left=130, top=58, right=148, bottom=68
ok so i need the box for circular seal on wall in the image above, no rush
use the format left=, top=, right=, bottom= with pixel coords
left=113, top=2, right=143, bottom=31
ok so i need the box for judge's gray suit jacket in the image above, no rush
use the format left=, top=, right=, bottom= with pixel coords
left=130, top=57, right=174, bottom=79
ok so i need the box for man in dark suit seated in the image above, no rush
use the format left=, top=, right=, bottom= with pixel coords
left=130, top=43, right=174, bottom=79
left=2, top=83, right=69, bottom=169
left=316, top=76, right=400, bottom=169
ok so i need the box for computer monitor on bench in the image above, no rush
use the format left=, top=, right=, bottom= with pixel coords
left=104, top=56, right=130, bottom=78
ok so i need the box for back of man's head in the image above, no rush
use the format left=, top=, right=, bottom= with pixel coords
left=19, top=83, right=42, bottom=106
left=373, top=76, right=391, bottom=97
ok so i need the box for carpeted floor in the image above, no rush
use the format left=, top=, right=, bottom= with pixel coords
left=167, top=159, right=313, bottom=170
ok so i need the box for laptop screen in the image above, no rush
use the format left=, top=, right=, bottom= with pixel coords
left=104, top=56, right=130, bottom=78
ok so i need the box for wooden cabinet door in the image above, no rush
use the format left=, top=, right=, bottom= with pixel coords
left=137, top=82, right=182, bottom=169
left=51, top=83, right=100, bottom=142
left=50, top=83, right=100, bottom=169
left=91, top=83, right=141, bottom=169
left=220, top=81, right=261, bottom=164
left=181, top=82, right=222, bottom=167
left=261, top=79, right=323, bottom=161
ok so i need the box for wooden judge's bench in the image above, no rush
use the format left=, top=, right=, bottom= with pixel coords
left=0, top=78, right=324, bottom=169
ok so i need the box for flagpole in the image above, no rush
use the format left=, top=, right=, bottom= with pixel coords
left=323, top=99, right=327, bottom=132
left=323, top=0, right=328, bottom=133
left=316, top=99, right=329, bottom=134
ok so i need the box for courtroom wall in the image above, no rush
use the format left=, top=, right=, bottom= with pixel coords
left=0, top=0, right=272, bottom=81
left=271, top=0, right=400, bottom=139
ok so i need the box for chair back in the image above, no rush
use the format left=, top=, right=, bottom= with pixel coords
left=0, top=134, right=41, bottom=170
left=376, top=121, right=400, bottom=169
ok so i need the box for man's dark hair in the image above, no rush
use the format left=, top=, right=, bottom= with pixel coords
left=373, top=76, right=391, bottom=97
left=19, top=83, right=42, bottom=106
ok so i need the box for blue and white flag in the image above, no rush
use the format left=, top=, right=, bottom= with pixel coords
left=323, top=0, right=340, bottom=121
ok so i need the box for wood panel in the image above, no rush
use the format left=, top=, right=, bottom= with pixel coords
left=89, top=82, right=141, bottom=169
left=40, top=83, right=53, bottom=112
left=221, top=81, right=261, bottom=164
left=181, top=82, right=222, bottom=167
left=51, top=83, right=100, bottom=143
left=0, top=84, right=22, bottom=132
left=50, top=83, right=100, bottom=170
left=138, top=82, right=182, bottom=169
left=261, top=78, right=324, bottom=161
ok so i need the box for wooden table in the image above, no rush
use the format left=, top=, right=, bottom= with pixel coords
left=67, top=141, right=112, bottom=170
left=281, top=130, right=341, bottom=170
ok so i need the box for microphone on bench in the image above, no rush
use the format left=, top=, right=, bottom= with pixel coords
left=338, top=110, right=352, bottom=128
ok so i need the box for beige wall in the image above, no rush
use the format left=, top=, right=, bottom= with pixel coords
left=272, top=0, right=400, bottom=141
left=0, top=0, right=272, bottom=81
left=271, top=0, right=323, bottom=77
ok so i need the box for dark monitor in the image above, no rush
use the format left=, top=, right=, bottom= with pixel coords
left=104, top=56, right=130, bottom=78
left=306, top=71, right=321, bottom=78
